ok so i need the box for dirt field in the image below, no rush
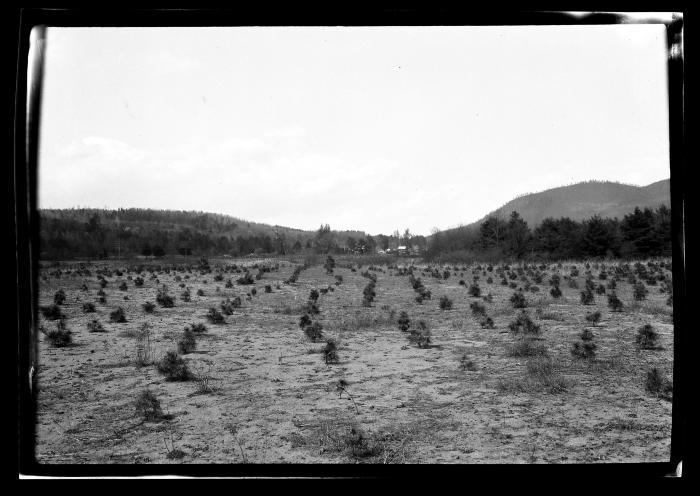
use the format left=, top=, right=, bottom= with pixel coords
left=33, top=257, right=674, bottom=464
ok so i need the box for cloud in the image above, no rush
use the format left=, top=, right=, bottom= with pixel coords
left=40, top=129, right=407, bottom=232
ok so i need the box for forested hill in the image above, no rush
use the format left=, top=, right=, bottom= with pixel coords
left=38, top=208, right=370, bottom=259
left=469, top=179, right=670, bottom=229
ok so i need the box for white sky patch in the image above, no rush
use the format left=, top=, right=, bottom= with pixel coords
left=38, top=25, right=671, bottom=235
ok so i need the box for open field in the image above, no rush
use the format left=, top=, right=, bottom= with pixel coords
left=34, top=257, right=674, bottom=464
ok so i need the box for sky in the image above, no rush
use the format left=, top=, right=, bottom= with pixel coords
left=37, top=25, right=670, bottom=236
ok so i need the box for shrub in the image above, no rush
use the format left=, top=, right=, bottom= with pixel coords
left=323, top=339, right=339, bottom=364
left=468, top=283, right=481, bottom=297
left=143, top=301, right=156, bottom=313
left=178, top=328, right=197, bottom=354
left=53, top=289, right=66, bottom=305
left=157, top=351, right=190, bottom=381
left=633, top=281, right=648, bottom=301
left=41, top=320, right=72, bottom=347
left=645, top=368, right=672, bottom=400
left=324, top=256, right=336, bottom=275
left=265, top=285, right=272, bottom=293
left=206, top=307, right=225, bottom=324
left=237, top=272, right=255, bottom=285
left=134, top=277, right=144, bottom=287
left=87, top=319, right=105, bottom=333
left=181, top=289, right=191, bottom=302
left=304, top=301, right=320, bottom=315
left=299, top=314, right=312, bottom=332
left=408, top=321, right=431, bottom=348
left=549, top=285, right=562, bottom=299
left=510, top=291, right=527, bottom=309
left=397, top=311, right=410, bottom=332
left=580, top=288, right=594, bottom=305
left=343, top=425, right=380, bottom=459
left=480, top=316, right=495, bottom=329
left=596, top=284, right=606, bottom=295
left=304, top=321, right=324, bottom=342
left=585, top=311, right=601, bottom=326
left=134, top=389, right=163, bottom=420
left=607, top=292, right=624, bottom=312
left=82, top=302, right=96, bottom=313
left=309, top=289, right=320, bottom=302
left=156, top=286, right=175, bottom=308
left=439, top=296, right=453, bottom=310
left=335, top=275, right=343, bottom=286
left=508, top=311, right=540, bottom=335
left=571, top=340, right=596, bottom=359
left=470, top=301, right=486, bottom=317
left=197, top=289, right=205, bottom=296
left=220, top=297, right=241, bottom=314
left=119, top=281, right=128, bottom=291
left=189, top=322, right=208, bottom=334
left=636, top=324, right=660, bottom=350
left=109, top=307, right=127, bottom=323
left=40, top=304, right=63, bottom=320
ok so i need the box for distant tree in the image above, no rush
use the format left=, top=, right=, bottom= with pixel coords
left=412, top=235, right=427, bottom=251
left=620, top=207, right=656, bottom=257
left=152, top=245, right=166, bottom=258
left=653, top=205, right=672, bottom=256
left=532, top=217, right=583, bottom=259
left=363, top=235, right=377, bottom=253
left=141, top=244, right=153, bottom=257
left=85, top=213, right=102, bottom=235
left=346, top=236, right=357, bottom=252
left=581, top=215, right=620, bottom=258
left=313, top=224, right=336, bottom=254
left=427, top=227, right=444, bottom=258
left=479, top=215, right=508, bottom=250
left=504, top=211, right=531, bottom=258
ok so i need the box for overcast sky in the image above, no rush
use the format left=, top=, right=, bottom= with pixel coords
left=37, top=25, right=670, bottom=236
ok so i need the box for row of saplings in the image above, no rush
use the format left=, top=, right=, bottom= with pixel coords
left=298, top=288, right=339, bottom=365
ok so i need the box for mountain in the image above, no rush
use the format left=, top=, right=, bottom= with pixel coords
left=466, top=179, right=670, bottom=229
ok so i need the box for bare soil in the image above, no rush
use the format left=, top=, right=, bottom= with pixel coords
left=34, top=258, right=673, bottom=464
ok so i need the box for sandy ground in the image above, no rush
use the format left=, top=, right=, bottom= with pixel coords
left=34, top=258, right=673, bottom=464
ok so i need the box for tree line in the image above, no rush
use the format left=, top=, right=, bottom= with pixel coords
left=38, top=205, right=671, bottom=261
left=427, top=205, right=672, bottom=262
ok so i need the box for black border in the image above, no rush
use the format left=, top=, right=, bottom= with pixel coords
left=13, top=7, right=686, bottom=479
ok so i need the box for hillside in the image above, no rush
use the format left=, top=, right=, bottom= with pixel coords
left=468, top=179, right=670, bottom=229
left=38, top=208, right=371, bottom=259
